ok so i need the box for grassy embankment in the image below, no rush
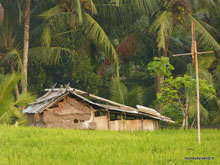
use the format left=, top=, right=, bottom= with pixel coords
left=0, top=126, right=219, bottom=164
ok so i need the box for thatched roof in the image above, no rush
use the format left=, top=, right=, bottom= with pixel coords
left=23, top=87, right=175, bottom=123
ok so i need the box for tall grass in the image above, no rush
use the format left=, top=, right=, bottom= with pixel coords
left=0, top=126, right=219, bottom=164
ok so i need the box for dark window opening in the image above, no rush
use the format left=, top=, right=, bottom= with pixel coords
left=60, top=99, right=64, bottom=103
left=74, top=119, right=78, bottom=123
left=110, top=113, right=121, bottom=121
left=124, top=114, right=142, bottom=120
left=95, top=111, right=107, bottom=117
left=143, top=116, right=151, bottom=119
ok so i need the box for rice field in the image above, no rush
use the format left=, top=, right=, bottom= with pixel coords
left=0, top=126, right=219, bottom=165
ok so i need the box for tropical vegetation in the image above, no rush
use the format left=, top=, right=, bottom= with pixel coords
left=0, top=0, right=220, bottom=128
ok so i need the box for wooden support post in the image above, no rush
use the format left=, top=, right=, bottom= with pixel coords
left=141, top=116, right=144, bottom=131
left=107, top=111, right=110, bottom=130
left=121, top=113, right=124, bottom=130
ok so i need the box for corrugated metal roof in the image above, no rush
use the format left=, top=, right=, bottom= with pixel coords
left=23, top=90, right=69, bottom=113
left=23, top=89, right=175, bottom=123
left=70, top=93, right=174, bottom=123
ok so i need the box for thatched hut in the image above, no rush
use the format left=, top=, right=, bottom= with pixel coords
left=23, top=87, right=174, bottom=131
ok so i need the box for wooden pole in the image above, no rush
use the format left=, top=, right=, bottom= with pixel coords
left=107, top=111, right=110, bottom=130
left=141, top=116, right=144, bottom=131
left=172, top=51, right=214, bottom=56
left=192, top=20, right=201, bottom=145
left=172, top=21, right=214, bottom=144
left=194, top=42, right=201, bottom=145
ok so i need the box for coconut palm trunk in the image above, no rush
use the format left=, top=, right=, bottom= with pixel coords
left=22, top=0, right=30, bottom=93
left=0, top=3, right=4, bottom=25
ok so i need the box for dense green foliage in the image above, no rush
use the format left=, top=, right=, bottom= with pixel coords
left=148, top=57, right=215, bottom=128
left=0, top=0, right=220, bottom=127
left=0, top=73, right=35, bottom=124
left=0, top=126, right=219, bottom=164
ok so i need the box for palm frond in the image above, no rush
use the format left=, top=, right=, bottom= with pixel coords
left=88, top=0, right=98, bottom=15
left=95, top=0, right=149, bottom=30
left=41, top=24, right=51, bottom=46
left=198, top=54, right=215, bottom=85
left=196, top=0, right=219, bottom=13
left=213, top=99, right=220, bottom=124
left=39, top=5, right=64, bottom=19
left=149, top=11, right=173, bottom=50
left=189, top=97, right=209, bottom=123
left=0, top=73, right=20, bottom=116
left=132, top=0, right=158, bottom=15
left=110, top=77, right=127, bottom=104
left=29, top=47, right=75, bottom=65
left=39, top=4, right=74, bottom=31
left=14, top=92, right=36, bottom=107
left=75, top=0, right=83, bottom=25
left=125, top=87, right=143, bottom=108
left=0, top=104, right=22, bottom=124
left=199, top=54, right=216, bottom=69
left=17, top=0, right=24, bottom=24
left=1, top=49, right=22, bottom=68
left=189, top=15, right=220, bottom=50
left=0, top=73, right=34, bottom=124
left=82, top=12, right=119, bottom=65
left=200, top=69, right=214, bottom=86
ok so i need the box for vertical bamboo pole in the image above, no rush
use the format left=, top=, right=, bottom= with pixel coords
left=195, top=42, right=201, bottom=145
left=192, top=21, right=201, bottom=144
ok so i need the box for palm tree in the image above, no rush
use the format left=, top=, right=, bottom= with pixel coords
left=99, top=0, right=220, bottom=92
left=22, top=0, right=30, bottom=93
left=29, top=0, right=125, bottom=99
left=0, top=1, right=25, bottom=99
left=31, top=0, right=119, bottom=74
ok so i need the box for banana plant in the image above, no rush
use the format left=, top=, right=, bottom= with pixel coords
left=0, top=73, right=35, bottom=124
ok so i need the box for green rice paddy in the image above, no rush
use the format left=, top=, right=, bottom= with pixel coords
left=0, top=126, right=219, bottom=164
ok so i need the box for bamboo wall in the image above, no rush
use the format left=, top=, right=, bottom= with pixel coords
left=93, top=115, right=159, bottom=131
left=27, top=96, right=159, bottom=131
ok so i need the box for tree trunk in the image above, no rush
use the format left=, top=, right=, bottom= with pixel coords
left=179, top=98, right=186, bottom=129
left=185, top=95, right=190, bottom=129
left=22, top=0, right=30, bottom=93
left=154, top=35, right=161, bottom=94
left=11, top=64, right=20, bottom=99
left=185, top=116, right=188, bottom=129
left=182, top=114, right=186, bottom=129
left=163, top=38, right=170, bottom=57
left=191, top=117, right=196, bottom=128
left=0, top=3, right=4, bottom=25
